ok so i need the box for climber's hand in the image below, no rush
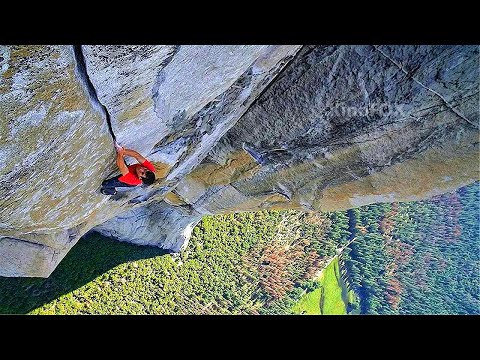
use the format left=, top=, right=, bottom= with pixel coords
left=117, top=147, right=125, bottom=157
left=114, top=142, right=124, bottom=153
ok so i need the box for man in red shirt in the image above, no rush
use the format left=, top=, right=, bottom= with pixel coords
left=100, top=145, right=156, bottom=195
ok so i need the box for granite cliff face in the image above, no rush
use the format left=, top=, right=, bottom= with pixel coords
left=1, top=45, right=478, bottom=277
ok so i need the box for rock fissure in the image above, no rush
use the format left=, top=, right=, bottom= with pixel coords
left=73, top=45, right=117, bottom=142
left=0, top=236, right=49, bottom=249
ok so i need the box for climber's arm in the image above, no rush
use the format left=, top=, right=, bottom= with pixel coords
left=123, top=148, right=147, bottom=164
left=116, top=149, right=129, bottom=175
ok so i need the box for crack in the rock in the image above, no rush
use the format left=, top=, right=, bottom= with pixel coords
left=0, top=235, right=50, bottom=249
left=73, top=45, right=117, bottom=142
left=373, top=45, right=479, bottom=129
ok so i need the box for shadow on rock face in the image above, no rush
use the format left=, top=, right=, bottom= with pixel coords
left=0, top=232, right=168, bottom=314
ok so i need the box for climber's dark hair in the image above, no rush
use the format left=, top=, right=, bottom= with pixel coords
left=141, top=171, right=155, bottom=185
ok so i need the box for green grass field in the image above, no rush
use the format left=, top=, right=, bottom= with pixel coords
left=292, top=257, right=354, bottom=315
left=321, top=257, right=347, bottom=314
left=291, top=287, right=322, bottom=315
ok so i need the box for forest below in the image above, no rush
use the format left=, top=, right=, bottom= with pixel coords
left=0, top=182, right=478, bottom=315
left=342, top=181, right=479, bottom=314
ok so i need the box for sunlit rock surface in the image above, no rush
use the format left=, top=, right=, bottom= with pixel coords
left=0, top=45, right=300, bottom=276
left=0, top=45, right=478, bottom=277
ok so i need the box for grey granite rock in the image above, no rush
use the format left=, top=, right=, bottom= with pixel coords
left=0, top=45, right=300, bottom=276
left=95, top=200, right=201, bottom=252
left=0, top=45, right=478, bottom=277
left=181, top=45, right=479, bottom=214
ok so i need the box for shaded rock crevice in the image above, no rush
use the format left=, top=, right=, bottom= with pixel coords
left=72, top=45, right=117, bottom=142
left=0, top=235, right=49, bottom=249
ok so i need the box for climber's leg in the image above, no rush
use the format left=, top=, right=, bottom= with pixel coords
left=100, top=175, right=136, bottom=195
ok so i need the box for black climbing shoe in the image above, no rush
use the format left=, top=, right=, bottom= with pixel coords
left=101, top=188, right=117, bottom=195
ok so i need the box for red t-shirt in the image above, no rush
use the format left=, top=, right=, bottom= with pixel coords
left=118, top=160, right=155, bottom=186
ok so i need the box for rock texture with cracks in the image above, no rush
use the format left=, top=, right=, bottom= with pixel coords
left=0, top=45, right=478, bottom=277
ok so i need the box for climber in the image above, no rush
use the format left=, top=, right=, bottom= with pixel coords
left=100, top=143, right=156, bottom=195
